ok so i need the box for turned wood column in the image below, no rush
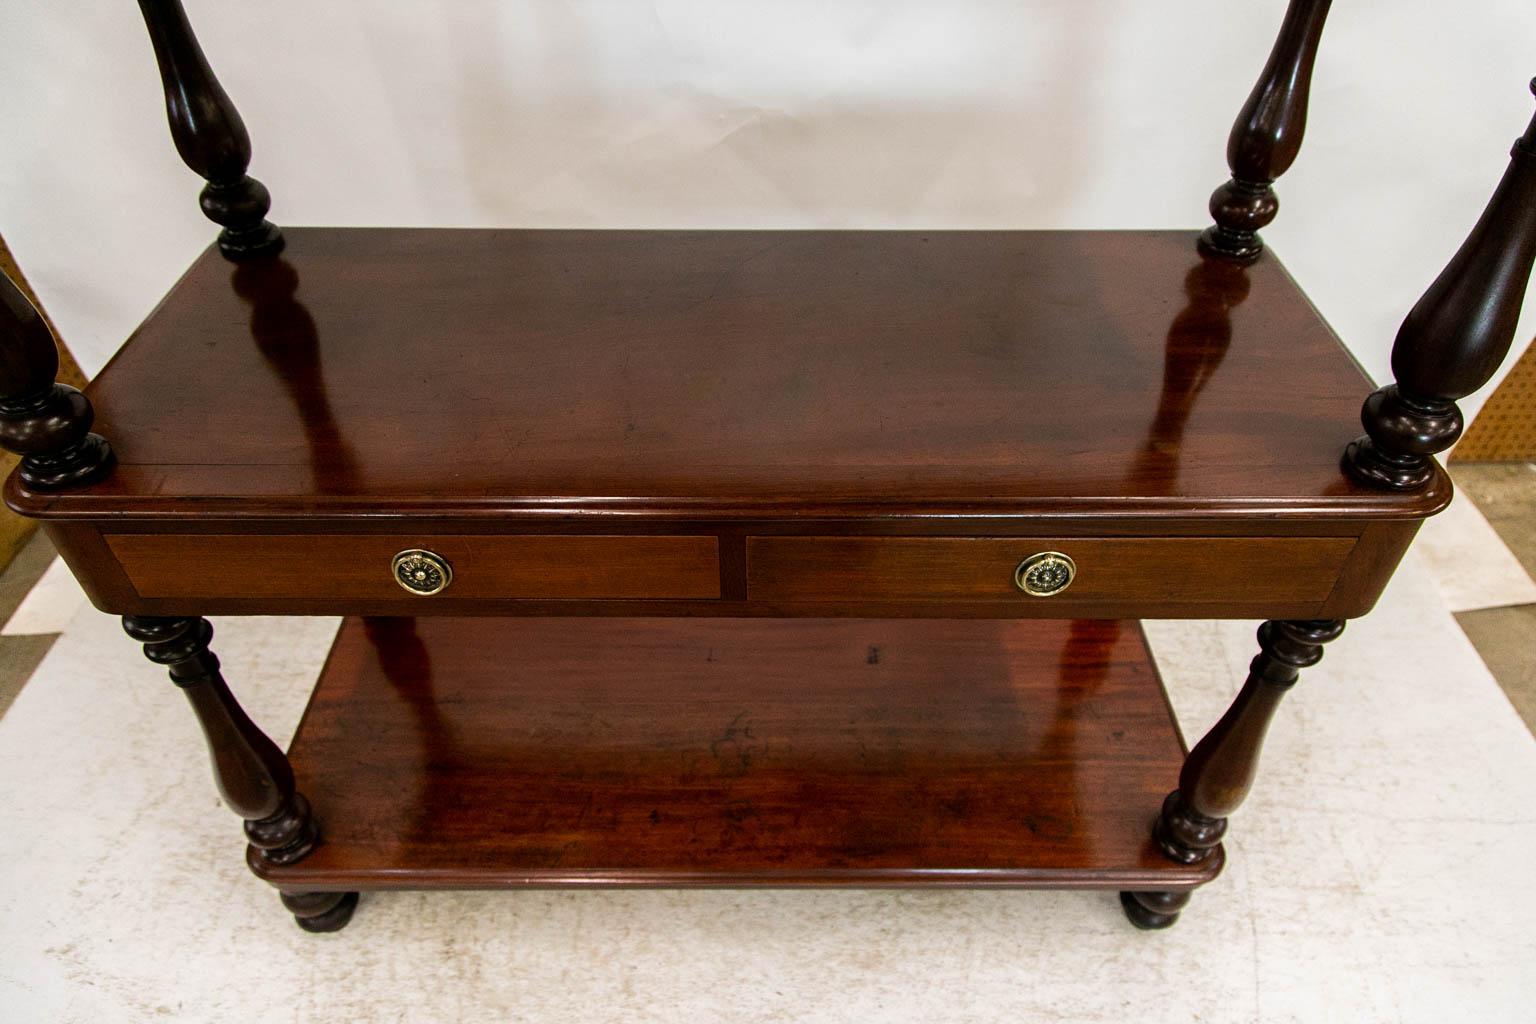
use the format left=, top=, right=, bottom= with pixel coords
left=1199, top=0, right=1331, bottom=262
left=122, top=615, right=358, bottom=932
left=1157, top=618, right=1344, bottom=863
left=136, top=0, right=283, bottom=261
left=1122, top=619, right=1343, bottom=929
left=1345, top=80, right=1536, bottom=490
left=123, top=615, right=317, bottom=862
left=0, top=271, right=114, bottom=490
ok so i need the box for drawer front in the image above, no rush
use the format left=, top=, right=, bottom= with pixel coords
left=747, top=536, right=1355, bottom=604
left=107, top=534, right=720, bottom=601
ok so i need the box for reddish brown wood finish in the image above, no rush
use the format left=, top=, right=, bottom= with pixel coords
left=0, top=271, right=114, bottom=489
left=1123, top=618, right=1343, bottom=930
left=121, top=615, right=315, bottom=859
left=8, top=230, right=1443, bottom=524
left=12, top=3, right=1512, bottom=937
left=746, top=536, right=1354, bottom=605
left=257, top=616, right=1219, bottom=892
left=107, top=533, right=721, bottom=600
left=41, top=516, right=1418, bottom=621
left=1158, top=618, right=1345, bottom=866
left=1346, top=82, right=1536, bottom=490
left=121, top=614, right=360, bottom=930
left=136, top=0, right=283, bottom=259
left=6, top=228, right=1442, bottom=626
left=1200, top=0, right=1331, bottom=262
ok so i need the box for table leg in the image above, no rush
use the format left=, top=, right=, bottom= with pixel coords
left=1122, top=618, right=1344, bottom=929
left=122, top=615, right=358, bottom=932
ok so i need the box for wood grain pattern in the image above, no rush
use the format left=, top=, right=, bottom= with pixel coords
left=7, top=229, right=1445, bottom=523
left=107, top=533, right=720, bottom=600
left=746, top=536, right=1355, bottom=605
left=256, top=616, right=1220, bottom=891
left=47, top=518, right=1411, bottom=620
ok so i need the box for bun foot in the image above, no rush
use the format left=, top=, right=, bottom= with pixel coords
left=1119, top=889, right=1190, bottom=930
left=281, top=890, right=360, bottom=933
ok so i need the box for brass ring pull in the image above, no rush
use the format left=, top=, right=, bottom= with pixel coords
left=1014, top=551, right=1076, bottom=597
left=392, top=549, right=452, bottom=595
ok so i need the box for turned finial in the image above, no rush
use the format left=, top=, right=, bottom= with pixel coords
left=1345, top=80, right=1536, bottom=490
left=0, top=272, right=114, bottom=490
left=137, top=0, right=283, bottom=261
left=1199, top=0, right=1332, bottom=262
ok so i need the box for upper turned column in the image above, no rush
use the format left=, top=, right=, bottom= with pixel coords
left=0, top=272, right=114, bottom=490
left=1199, top=0, right=1332, bottom=263
left=137, top=0, right=283, bottom=261
left=1345, top=81, right=1536, bottom=490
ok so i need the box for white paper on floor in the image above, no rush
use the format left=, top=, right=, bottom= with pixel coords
left=1, top=556, right=89, bottom=636
left=0, top=552, right=1533, bottom=1024
left=1413, top=491, right=1536, bottom=613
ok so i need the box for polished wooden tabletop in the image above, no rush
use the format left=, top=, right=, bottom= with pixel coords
left=259, top=615, right=1219, bottom=890
left=10, top=228, right=1443, bottom=523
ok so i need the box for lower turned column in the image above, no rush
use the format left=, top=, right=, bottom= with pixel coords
left=1122, top=619, right=1344, bottom=930
left=123, top=615, right=358, bottom=933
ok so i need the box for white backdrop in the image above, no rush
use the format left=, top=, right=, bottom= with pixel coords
left=3, top=1, right=1534, bottom=425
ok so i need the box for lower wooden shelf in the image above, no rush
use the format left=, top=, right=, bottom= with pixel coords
left=256, top=616, right=1220, bottom=892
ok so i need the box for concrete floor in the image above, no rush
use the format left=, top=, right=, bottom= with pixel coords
left=1453, top=463, right=1536, bottom=733
left=0, top=530, right=60, bottom=718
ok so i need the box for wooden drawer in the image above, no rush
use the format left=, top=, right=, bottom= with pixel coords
left=106, top=534, right=720, bottom=601
left=746, top=536, right=1356, bottom=604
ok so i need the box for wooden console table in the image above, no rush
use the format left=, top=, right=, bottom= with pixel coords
left=3, top=1, right=1533, bottom=933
